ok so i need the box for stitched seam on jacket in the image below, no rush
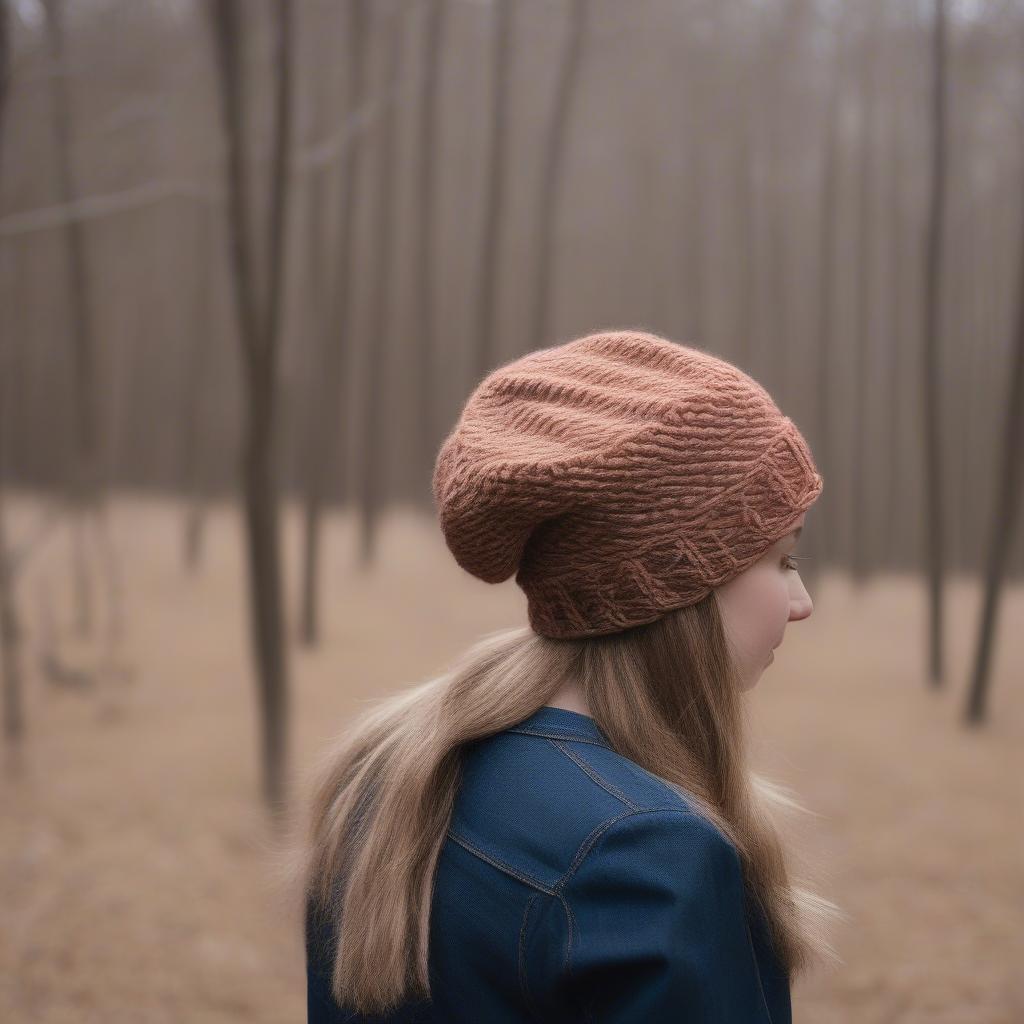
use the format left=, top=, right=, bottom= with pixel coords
left=745, top=916, right=775, bottom=1023
left=557, top=894, right=590, bottom=1023
left=557, top=808, right=704, bottom=1020
left=506, top=726, right=611, bottom=749
left=557, top=894, right=574, bottom=974
left=555, top=806, right=694, bottom=893
left=549, top=739, right=640, bottom=811
left=518, top=893, right=545, bottom=1022
left=561, top=892, right=577, bottom=987
left=446, top=829, right=555, bottom=894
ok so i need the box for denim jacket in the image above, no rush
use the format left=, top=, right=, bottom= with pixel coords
left=307, top=705, right=791, bottom=1023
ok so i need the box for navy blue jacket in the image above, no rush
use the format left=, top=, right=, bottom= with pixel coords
left=307, top=705, right=791, bottom=1023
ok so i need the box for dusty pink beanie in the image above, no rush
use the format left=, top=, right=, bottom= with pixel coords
left=432, top=329, right=823, bottom=639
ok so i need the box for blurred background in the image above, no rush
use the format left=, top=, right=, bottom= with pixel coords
left=1, top=0, right=1023, bottom=1021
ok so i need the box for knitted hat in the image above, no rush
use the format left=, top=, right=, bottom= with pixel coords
left=432, top=329, right=823, bottom=639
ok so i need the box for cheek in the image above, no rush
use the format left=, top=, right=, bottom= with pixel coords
left=719, top=567, right=789, bottom=653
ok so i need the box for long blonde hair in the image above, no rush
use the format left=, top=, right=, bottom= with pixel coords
left=288, top=590, right=844, bottom=1016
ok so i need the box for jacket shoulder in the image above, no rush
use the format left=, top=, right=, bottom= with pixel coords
left=448, top=729, right=714, bottom=892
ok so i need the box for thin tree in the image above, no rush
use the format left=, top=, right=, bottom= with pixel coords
left=809, top=48, right=842, bottom=591
left=922, top=0, right=948, bottom=686
left=472, top=0, right=513, bottom=386
left=761, top=0, right=808, bottom=403
left=412, top=0, right=445, bottom=504
left=528, top=0, right=588, bottom=354
left=0, top=0, right=23, bottom=745
left=41, top=0, right=102, bottom=638
left=0, top=455, right=23, bottom=744
left=209, top=0, right=295, bottom=813
left=181, top=211, right=215, bottom=573
left=299, top=0, right=368, bottom=645
left=850, top=8, right=878, bottom=583
left=954, top=200, right=977, bottom=570
left=963, top=176, right=1024, bottom=724
left=734, top=107, right=755, bottom=371
left=731, top=10, right=765, bottom=375
left=358, top=3, right=404, bottom=567
left=0, top=1, right=7, bottom=232
left=881, top=27, right=908, bottom=570
left=680, top=101, right=706, bottom=346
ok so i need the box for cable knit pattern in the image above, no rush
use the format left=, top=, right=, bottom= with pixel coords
left=432, top=330, right=823, bottom=639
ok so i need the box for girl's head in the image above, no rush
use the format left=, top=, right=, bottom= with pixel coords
left=432, top=329, right=822, bottom=644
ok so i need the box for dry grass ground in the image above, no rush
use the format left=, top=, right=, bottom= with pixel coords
left=1, top=494, right=1022, bottom=1023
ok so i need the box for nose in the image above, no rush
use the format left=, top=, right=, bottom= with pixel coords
left=789, top=594, right=813, bottom=622
left=788, top=576, right=813, bottom=622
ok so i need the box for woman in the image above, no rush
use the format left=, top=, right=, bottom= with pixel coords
left=300, top=329, right=843, bottom=1022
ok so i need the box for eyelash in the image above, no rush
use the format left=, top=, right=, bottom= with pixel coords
left=783, top=554, right=805, bottom=571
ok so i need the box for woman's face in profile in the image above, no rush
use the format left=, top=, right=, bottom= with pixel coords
left=714, top=514, right=813, bottom=691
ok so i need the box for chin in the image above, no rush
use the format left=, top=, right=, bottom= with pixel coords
left=745, top=658, right=772, bottom=691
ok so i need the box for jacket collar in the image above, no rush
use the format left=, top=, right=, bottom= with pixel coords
left=506, top=705, right=612, bottom=747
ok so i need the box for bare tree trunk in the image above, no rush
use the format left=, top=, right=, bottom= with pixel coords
left=0, top=0, right=7, bottom=175
left=922, top=0, right=948, bottom=686
left=0, top=0, right=25, bottom=746
left=413, top=0, right=445, bottom=505
left=472, top=0, right=513, bottom=386
left=358, top=5, right=404, bottom=567
left=963, top=202, right=985, bottom=571
left=0, top=252, right=71, bottom=741
left=529, top=0, right=587, bottom=355
left=851, top=11, right=877, bottom=583
left=0, top=230, right=24, bottom=748
left=763, top=2, right=802, bottom=400
left=299, top=0, right=367, bottom=646
left=681, top=107, right=706, bottom=347
left=42, top=0, right=103, bottom=637
left=735, top=118, right=755, bottom=370
left=882, top=58, right=906, bottom=569
left=969, top=193, right=1000, bottom=569
left=963, top=179, right=1024, bottom=724
left=955, top=207, right=976, bottom=570
left=0, top=340, right=30, bottom=746
left=808, top=75, right=840, bottom=589
left=297, top=166, right=331, bottom=643
left=209, top=0, right=295, bottom=814
left=182, top=209, right=215, bottom=573
left=764, top=126, right=786, bottom=395
left=42, top=0, right=98, bottom=467
left=0, top=500, right=22, bottom=745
